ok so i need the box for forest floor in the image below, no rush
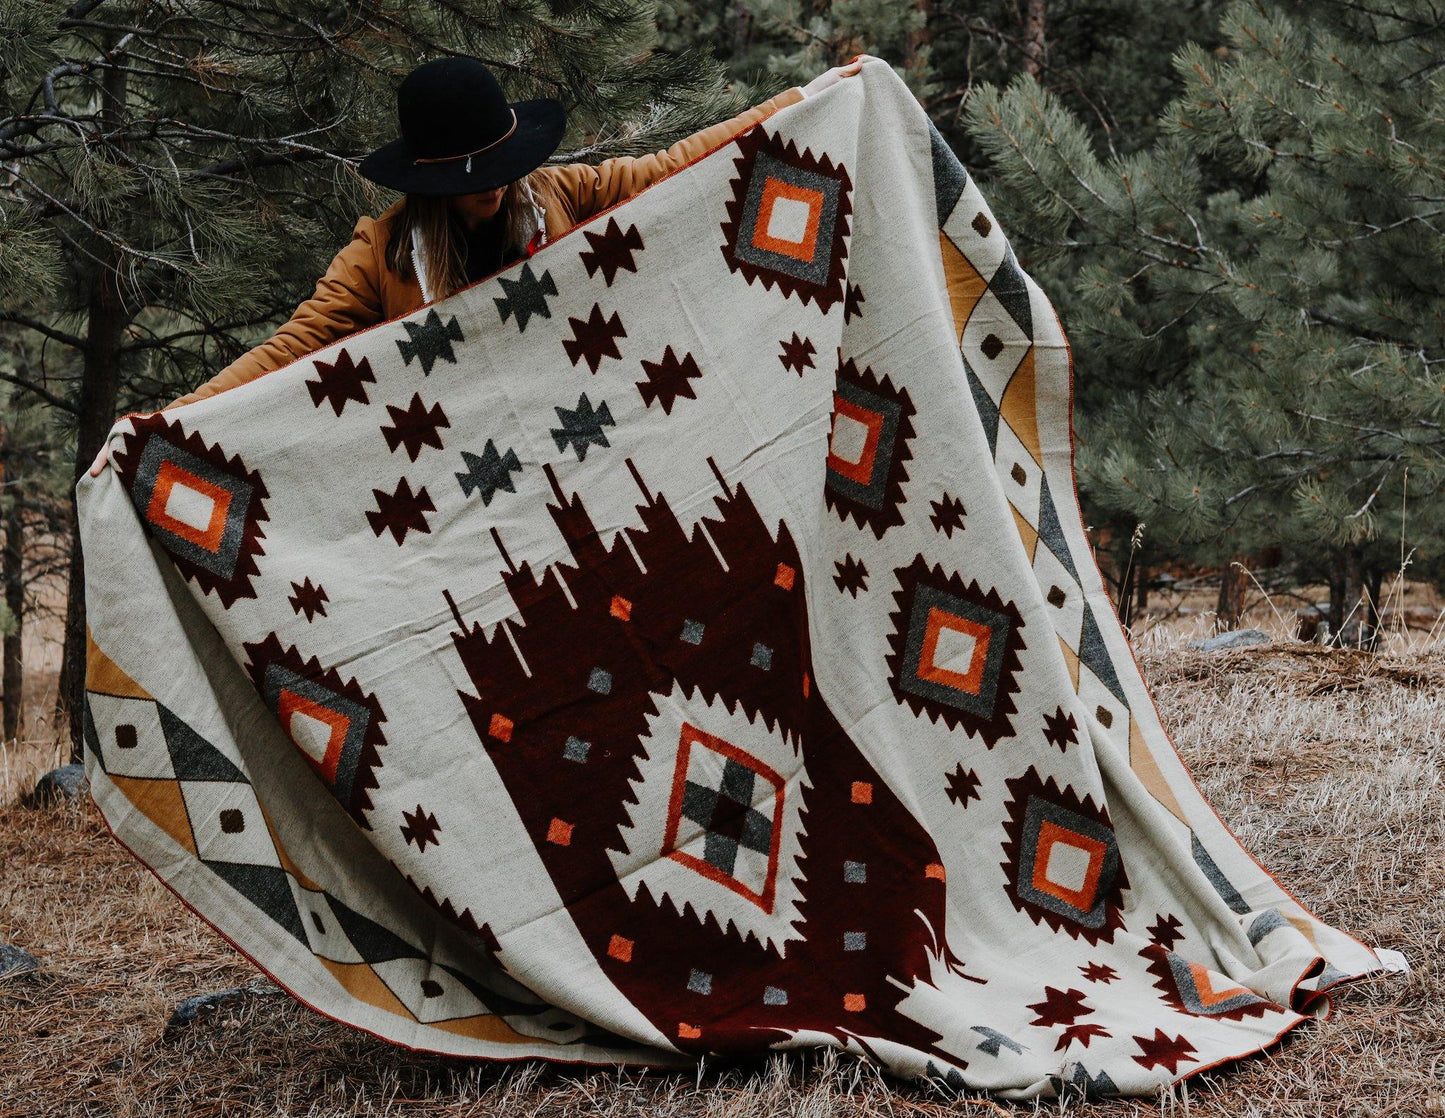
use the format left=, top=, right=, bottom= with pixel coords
left=1, top=605, right=1442, bottom=1116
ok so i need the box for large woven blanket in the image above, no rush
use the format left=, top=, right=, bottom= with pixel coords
left=77, top=61, right=1382, bottom=1099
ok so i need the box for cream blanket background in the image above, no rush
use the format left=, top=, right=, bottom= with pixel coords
left=77, top=60, right=1382, bottom=1099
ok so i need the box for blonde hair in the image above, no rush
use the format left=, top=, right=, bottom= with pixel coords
left=384, top=173, right=541, bottom=302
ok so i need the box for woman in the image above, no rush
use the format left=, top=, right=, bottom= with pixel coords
left=88, top=55, right=864, bottom=475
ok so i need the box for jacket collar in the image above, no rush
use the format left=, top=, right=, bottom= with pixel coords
left=408, top=178, right=546, bottom=304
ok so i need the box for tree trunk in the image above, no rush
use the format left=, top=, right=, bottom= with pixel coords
left=730, top=0, right=751, bottom=60
left=59, top=43, right=132, bottom=760
left=1022, top=0, right=1046, bottom=81
left=1327, top=544, right=1368, bottom=647
left=1215, top=556, right=1247, bottom=632
left=904, top=0, right=933, bottom=70
left=2, top=440, right=22, bottom=745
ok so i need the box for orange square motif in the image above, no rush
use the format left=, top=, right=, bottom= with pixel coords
left=677, top=1022, right=702, bottom=1039
left=546, top=817, right=573, bottom=846
left=851, top=781, right=873, bottom=804
left=925, top=862, right=947, bottom=881
left=751, top=177, right=825, bottom=261
left=607, top=934, right=633, bottom=962
left=1031, top=821, right=1107, bottom=911
left=277, top=688, right=350, bottom=783
left=488, top=713, right=513, bottom=742
left=826, top=395, right=885, bottom=486
left=916, top=607, right=993, bottom=696
left=843, top=993, right=867, bottom=1012
left=609, top=595, right=632, bottom=620
left=773, top=563, right=796, bottom=590
left=146, top=461, right=232, bottom=553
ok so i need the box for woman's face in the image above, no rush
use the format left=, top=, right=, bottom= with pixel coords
left=450, top=185, right=507, bottom=225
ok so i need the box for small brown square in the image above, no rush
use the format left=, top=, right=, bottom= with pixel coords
left=219, top=808, right=245, bottom=834
left=1047, top=585, right=1066, bottom=608
left=981, top=333, right=1005, bottom=360
left=1096, top=705, right=1113, bottom=728
left=420, top=979, right=444, bottom=998
left=115, top=723, right=138, bottom=750
left=972, top=212, right=992, bottom=238
left=1011, top=462, right=1028, bottom=486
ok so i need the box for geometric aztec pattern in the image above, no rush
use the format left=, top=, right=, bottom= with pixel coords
left=720, top=125, right=852, bottom=314
left=999, top=768, right=1129, bottom=946
left=240, top=634, right=388, bottom=830
left=79, top=65, right=1382, bottom=1098
left=662, top=723, right=786, bottom=913
left=112, top=415, right=270, bottom=609
left=80, top=631, right=593, bottom=1048
left=884, top=554, right=1026, bottom=748
left=824, top=355, right=917, bottom=539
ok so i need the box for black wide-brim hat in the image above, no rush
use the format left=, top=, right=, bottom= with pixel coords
left=358, top=57, right=567, bottom=196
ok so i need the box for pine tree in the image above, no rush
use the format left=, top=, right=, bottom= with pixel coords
left=1, top=0, right=744, bottom=755
left=966, top=0, right=1445, bottom=641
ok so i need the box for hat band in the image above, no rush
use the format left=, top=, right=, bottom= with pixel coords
left=412, top=108, right=519, bottom=166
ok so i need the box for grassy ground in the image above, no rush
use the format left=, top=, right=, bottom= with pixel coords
left=1, top=624, right=1441, bottom=1116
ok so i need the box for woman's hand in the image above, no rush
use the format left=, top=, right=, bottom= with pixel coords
left=88, top=413, right=152, bottom=477
left=801, top=55, right=872, bottom=98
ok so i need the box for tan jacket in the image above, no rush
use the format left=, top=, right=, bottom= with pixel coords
left=165, top=87, right=805, bottom=409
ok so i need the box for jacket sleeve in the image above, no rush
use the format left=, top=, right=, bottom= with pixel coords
left=163, top=216, right=387, bottom=409
left=548, top=86, right=806, bottom=227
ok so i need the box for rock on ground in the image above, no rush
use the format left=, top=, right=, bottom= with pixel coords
left=165, top=984, right=284, bottom=1035
left=28, top=763, right=89, bottom=805
left=0, top=940, right=40, bottom=978
left=1188, top=628, right=1272, bottom=653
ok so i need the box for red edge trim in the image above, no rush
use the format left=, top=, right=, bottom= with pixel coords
left=84, top=778, right=682, bottom=1071
left=158, top=89, right=805, bottom=414
left=1042, top=300, right=1381, bottom=967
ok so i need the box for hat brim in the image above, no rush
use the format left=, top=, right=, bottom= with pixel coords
left=358, top=98, right=567, bottom=196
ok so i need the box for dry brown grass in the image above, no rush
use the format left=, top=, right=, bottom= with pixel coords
left=2, top=629, right=1441, bottom=1117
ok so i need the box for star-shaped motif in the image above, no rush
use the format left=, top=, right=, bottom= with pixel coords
left=366, top=477, right=435, bottom=545
left=636, top=346, right=702, bottom=414
left=288, top=577, right=329, bottom=622
left=1027, top=986, right=1092, bottom=1028
left=397, top=309, right=464, bottom=373
left=1079, top=961, right=1119, bottom=985
left=306, top=349, right=375, bottom=416
left=381, top=393, right=450, bottom=461
left=832, top=554, right=868, bottom=597
left=579, top=217, right=644, bottom=286
left=971, top=1026, right=1024, bottom=1057
left=1132, top=1029, right=1198, bottom=1074
left=456, top=440, right=522, bottom=505
left=551, top=393, right=614, bottom=461
left=929, top=492, right=966, bottom=537
left=1147, top=913, right=1185, bottom=951
left=778, top=332, right=816, bottom=376
left=400, top=804, right=441, bottom=851
left=494, top=263, right=558, bottom=333
left=944, top=764, right=981, bottom=808
left=1043, top=706, right=1079, bottom=752
left=1057, top=1022, right=1112, bottom=1052
left=562, top=303, right=627, bottom=372
left=844, top=281, right=865, bottom=323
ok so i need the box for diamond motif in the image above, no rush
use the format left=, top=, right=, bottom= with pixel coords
left=662, top=723, right=785, bottom=913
